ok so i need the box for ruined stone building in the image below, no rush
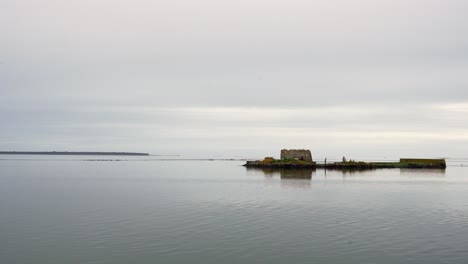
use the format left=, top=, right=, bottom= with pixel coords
left=280, top=149, right=313, bottom=162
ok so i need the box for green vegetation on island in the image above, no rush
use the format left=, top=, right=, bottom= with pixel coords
left=245, top=157, right=317, bottom=168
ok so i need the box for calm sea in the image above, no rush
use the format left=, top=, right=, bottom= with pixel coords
left=1, top=156, right=468, bottom=264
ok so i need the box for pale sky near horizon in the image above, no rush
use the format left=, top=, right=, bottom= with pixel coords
left=2, top=0, right=468, bottom=159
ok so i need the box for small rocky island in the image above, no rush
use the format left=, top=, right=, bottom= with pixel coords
left=244, top=149, right=446, bottom=169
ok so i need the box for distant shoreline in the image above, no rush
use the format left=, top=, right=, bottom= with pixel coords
left=0, top=151, right=150, bottom=156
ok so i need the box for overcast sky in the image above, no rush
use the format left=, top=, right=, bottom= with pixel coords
left=2, top=0, right=468, bottom=159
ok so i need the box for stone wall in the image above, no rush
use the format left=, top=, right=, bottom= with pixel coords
left=400, top=158, right=446, bottom=168
left=280, top=149, right=313, bottom=162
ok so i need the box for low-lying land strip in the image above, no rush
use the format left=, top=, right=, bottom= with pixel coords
left=0, top=151, right=150, bottom=156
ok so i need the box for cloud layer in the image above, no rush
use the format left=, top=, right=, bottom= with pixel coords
left=2, top=0, right=468, bottom=157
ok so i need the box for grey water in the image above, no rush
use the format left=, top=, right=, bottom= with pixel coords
left=1, top=157, right=468, bottom=264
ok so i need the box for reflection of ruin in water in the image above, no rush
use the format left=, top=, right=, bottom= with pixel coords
left=279, top=169, right=314, bottom=179
left=246, top=167, right=315, bottom=189
left=247, top=167, right=314, bottom=179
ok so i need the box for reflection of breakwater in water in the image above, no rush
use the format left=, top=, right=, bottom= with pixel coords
left=399, top=168, right=446, bottom=178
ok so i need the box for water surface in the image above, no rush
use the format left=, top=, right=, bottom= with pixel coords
left=1, top=157, right=468, bottom=263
